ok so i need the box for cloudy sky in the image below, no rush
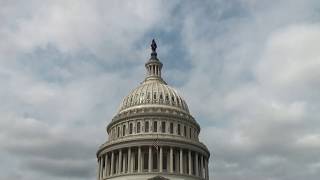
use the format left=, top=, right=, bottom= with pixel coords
left=1, top=0, right=320, bottom=180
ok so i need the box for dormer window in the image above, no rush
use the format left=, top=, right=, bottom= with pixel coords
left=153, top=92, right=157, bottom=99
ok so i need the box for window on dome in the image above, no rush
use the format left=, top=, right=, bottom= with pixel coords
left=172, top=96, right=175, bottom=102
left=161, top=121, right=166, bottom=133
left=184, top=126, right=187, bottom=137
left=170, top=123, right=174, bottom=134
left=153, top=121, right=157, bottom=132
left=122, top=125, right=126, bottom=136
left=153, top=92, right=157, bottom=99
left=129, top=123, right=133, bottom=134
left=160, top=93, right=163, bottom=100
left=194, top=129, right=197, bottom=139
left=189, top=127, right=192, bottom=138
left=165, top=94, right=169, bottom=101
left=117, top=126, right=120, bottom=137
left=145, top=121, right=149, bottom=132
left=137, top=122, right=141, bottom=133
left=177, top=124, right=181, bottom=135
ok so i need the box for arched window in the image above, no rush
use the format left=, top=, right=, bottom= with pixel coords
left=184, top=126, right=187, bottom=137
left=117, top=126, right=120, bottom=137
left=129, top=123, right=133, bottom=134
left=189, top=127, right=192, bottom=138
left=122, top=125, right=126, bottom=136
left=170, top=123, right=174, bottom=134
left=161, top=121, right=166, bottom=133
left=137, top=122, right=141, bottom=133
left=153, top=121, right=157, bottom=132
left=145, top=121, right=149, bottom=133
left=177, top=124, right=181, bottom=135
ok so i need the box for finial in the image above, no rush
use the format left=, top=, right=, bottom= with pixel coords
left=150, top=39, right=157, bottom=59
left=151, top=39, right=157, bottom=52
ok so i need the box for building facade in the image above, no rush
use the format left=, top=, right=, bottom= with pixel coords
left=96, top=40, right=210, bottom=180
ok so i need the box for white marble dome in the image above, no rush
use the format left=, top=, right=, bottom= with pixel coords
left=118, top=79, right=189, bottom=114
left=97, top=40, right=210, bottom=180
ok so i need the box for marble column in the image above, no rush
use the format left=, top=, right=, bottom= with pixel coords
left=111, top=151, right=114, bottom=175
left=200, top=155, right=204, bottom=178
left=188, top=150, right=192, bottom=175
left=138, top=147, right=141, bottom=172
left=98, top=158, right=101, bottom=180
left=159, top=146, right=163, bottom=172
left=148, top=146, right=152, bottom=172
left=195, top=153, right=199, bottom=176
left=128, top=148, right=131, bottom=173
left=179, top=148, right=183, bottom=174
left=170, top=147, right=173, bottom=173
left=175, top=150, right=179, bottom=172
left=122, top=153, right=126, bottom=173
left=105, top=154, right=108, bottom=177
left=119, top=149, right=122, bottom=174
left=100, top=156, right=103, bottom=179
left=97, top=158, right=100, bottom=180
left=205, top=158, right=209, bottom=179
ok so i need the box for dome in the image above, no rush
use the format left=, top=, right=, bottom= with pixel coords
left=97, top=40, right=210, bottom=180
left=118, top=79, right=190, bottom=114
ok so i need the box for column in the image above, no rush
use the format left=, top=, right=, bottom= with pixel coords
left=205, top=158, right=209, bottom=179
left=105, top=154, right=108, bottom=177
left=179, top=148, right=183, bottom=174
left=118, top=149, right=122, bottom=174
left=97, top=158, right=100, bottom=180
left=195, top=152, right=199, bottom=176
left=97, top=158, right=101, bottom=180
left=110, top=151, right=114, bottom=175
left=175, top=150, right=179, bottom=173
left=159, top=146, right=163, bottom=172
left=122, top=153, right=126, bottom=173
left=128, top=148, right=131, bottom=173
left=188, top=150, right=192, bottom=175
left=170, top=147, right=173, bottom=173
left=200, top=155, right=204, bottom=178
left=148, top=146, right=152, bottom=172
left=138, top=147, right=141, bottom=172
left=100, top=156, right=103, bottom=179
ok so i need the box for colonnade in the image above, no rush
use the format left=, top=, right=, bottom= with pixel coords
left=97, top=146, right=209, bottom=179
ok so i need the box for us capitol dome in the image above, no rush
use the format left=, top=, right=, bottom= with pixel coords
left=96, top=40, right=210, bottom=180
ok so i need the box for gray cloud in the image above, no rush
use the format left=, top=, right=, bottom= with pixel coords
left=0, top=0, right=320, bottom=180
